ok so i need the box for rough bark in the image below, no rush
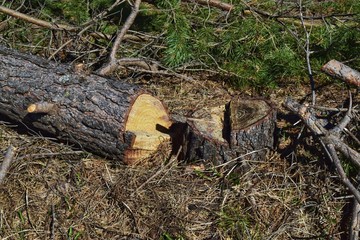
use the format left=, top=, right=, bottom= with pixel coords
left=177, top=98, right=276, bottom=165
left=0, top=45, right=277, bottom=165
left=0, top=45, right=171, bottom=164
left=228, top=98, right=276, bottom=160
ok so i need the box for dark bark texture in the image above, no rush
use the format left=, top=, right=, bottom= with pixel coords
left=228, top=98, right=276, bottom=161
left=179, top=98, right=276, bottom=165
left=0, top=45, right=143, bottom=160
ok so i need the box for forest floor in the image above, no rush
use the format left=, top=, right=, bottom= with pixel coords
left=0, top=73, right=359, bottom=239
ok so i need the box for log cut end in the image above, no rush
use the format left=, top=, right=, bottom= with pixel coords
left=180, top=98, right=276, bottom=164
left=124, top=94, right=172, bottom=164
left=228, top=98, right=276, bottom=160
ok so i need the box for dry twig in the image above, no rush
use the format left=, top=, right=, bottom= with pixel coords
left=299, top=0, right=316, bottom=105
left=284, top=97, right=360, bottom=200
left=351, top=174, right=360, bottom=240
left=0, top=6, right=77, bottom=31
left=99, top=0, right=142, bottom=76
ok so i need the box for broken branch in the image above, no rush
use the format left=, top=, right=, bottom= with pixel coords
left=284, top=97, right=360, bottom=201
left=99, top=0, right=142, bottom=76
left=322, top=60, right=360, bottom=87
left=27, top=102, right=55, bottom=114
left=0, top=6, right=77, bottom=31
left=182, top=0, right=233, bottom=11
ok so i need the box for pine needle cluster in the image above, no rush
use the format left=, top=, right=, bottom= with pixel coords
left=1, top=0, right=360, bottom=89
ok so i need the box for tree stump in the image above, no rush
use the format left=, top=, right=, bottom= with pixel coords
left=0, top=45, right=171, bottom=164
left=178, top=98, right=276, bottom=165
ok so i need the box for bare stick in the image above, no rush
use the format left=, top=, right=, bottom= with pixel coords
left=27, top=102, right=55, bottom=114
left=331, top=90, right=352, bottom=135
left=99, top=0, right=142, bottom=75
left=109, top=0, right=141, bottom=61
left=350, top=174, right=360, bottom=240
left=344, top=128, right=360, bottom=146
left=327, top=144, right=360, bottom=203
left=308, top=105, right=359, bottom=113
left=81, top=0, right=126, bottom=27
left=299, top=0, right=316, bottom=105
left=182, top=0, right=233, bottom=11
left=329, top=135, right=360, bottom=168
left=0, top=145, right=16, bottom=184
left=0, top=6, right=77, bottom=31
left=351, top=198, right=360, bottom=240
left=285, top=98, right=360, bottom=168
left=116, top=57, right=159, bottom=71
left=16, top=150, right=83, bottom=161
left=322, top=60, right=360, bottom=87
left=126, top=67, right=195, bottom=82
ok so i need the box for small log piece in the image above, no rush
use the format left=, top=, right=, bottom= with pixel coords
left=322, top=60, right=360, bottom=87
left=0, top=45, right=171, bottom=164
left=178, top=98, right=276, bottom=165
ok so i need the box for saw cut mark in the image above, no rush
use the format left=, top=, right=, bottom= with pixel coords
left=125, top=94, right=172, bottom=163
left=230, top=99, right=270, bottom=130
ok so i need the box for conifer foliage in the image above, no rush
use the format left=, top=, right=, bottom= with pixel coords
left=1, top=0, right=359, bottom=88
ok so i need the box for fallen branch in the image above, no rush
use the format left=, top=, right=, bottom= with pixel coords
left=0, top=145, right=17, bottom=184
left=99, top=0, right=142, bottom=76
left=351, top=198, right=360, bottom=240
left=116, top=57, right=159, bottom=71
left=322, top=60, right=360, bottom=87
left=299, top=0, right=316, bottom=105
left=182, top=0, right=233, bottom=11
left=126, top=66, right=195, bottom=82
left=81, top=0, right=126, bottom=28
left=284, top=97, right=360, bottom=203
left=0, top=6, right=77, bottom=31
left=180, top=0, right=352, bottom=27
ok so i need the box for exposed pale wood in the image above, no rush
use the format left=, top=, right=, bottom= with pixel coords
left=179, top=98, right=276, bottom=165
left=322, top=60, right=360, bottom=87
left=0, top=146, right=16, bottom=184
left=0, top=45, right=171, bottom=164
left=228, top=98, right=276, bottom=160
left=27, top=102, right=55, bottom=113
left=124, top=94, right=172, bottom=164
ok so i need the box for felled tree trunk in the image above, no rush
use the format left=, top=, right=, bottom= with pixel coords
left=0, top=45, right=172, bottom=164
left=0, top=45, right=276, bottom=165
left=178, top=98, right=276, bottom=165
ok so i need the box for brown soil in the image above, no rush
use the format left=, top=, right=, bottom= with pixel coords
left=0, top=74, right=359, bottom=239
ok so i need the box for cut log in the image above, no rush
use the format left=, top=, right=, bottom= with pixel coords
left=177, top=98, right=276, bottom=165
left=0, top=45, right=276, bottom=165
left=0, top=45, right=171, bottom=164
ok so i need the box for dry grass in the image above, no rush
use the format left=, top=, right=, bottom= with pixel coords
left=0, top=78, right=357, bottom=239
